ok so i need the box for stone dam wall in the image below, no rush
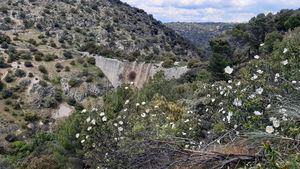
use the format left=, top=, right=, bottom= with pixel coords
left=94, top=55, right=189, bottom=88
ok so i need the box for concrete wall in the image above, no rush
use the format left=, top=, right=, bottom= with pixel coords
left=94, top=55, right=189, bottom=88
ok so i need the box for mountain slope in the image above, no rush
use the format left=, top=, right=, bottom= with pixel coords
left=0, top=0, right=200, bottom=61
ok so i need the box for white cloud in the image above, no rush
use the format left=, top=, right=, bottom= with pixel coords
left=121, top=0, right=300, bottom=22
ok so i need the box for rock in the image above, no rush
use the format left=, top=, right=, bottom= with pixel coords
left=4, top=134, right=17, bottom=142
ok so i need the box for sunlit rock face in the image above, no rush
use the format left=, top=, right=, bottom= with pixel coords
left=95, top=56, right=189, bottom=88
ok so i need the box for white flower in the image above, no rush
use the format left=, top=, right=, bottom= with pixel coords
left=100, top=112, right=105, bottom=116
left=266, top=126, right=274, bottom=134
left=125, top=86, right=129, bottom=90
left=228, top=80, right=232, bottom=83
left=141, top=102, right=146, bottom=105
left=141, top=113, right=146, bottom=118
left=224, top=66, right=234, bottom=74
left=119, top=121, right=123, bottom=125
left=233, top=98, right=242, bottom=107
left=282, top=116, right=288, bottom=121
left=130, top=81, right=134, bottom=85
left=226, top=111, right=233, bottom=123
left=211, top=98, right=216, bottom=103
left=113, top=123, right=118, bottom=127
left=86, top=117, right=91, bottom=123
left=257, top=69, right=263, bottom=74
left=254, top=55, right=260, bottom=59
left=182, top=132, right=187, bottom=136
left=75, top=133, right=80, bottom=138
left=123, top=108, right=128, bottom=112
left=91, top=119, right=96, bottom=125
left=281, top=60, right=288, bottom=65
left=292, top=81, right=297, bottom=84
left=81, top=139, right=85, bottom=144
left=251, top=74, right=258, bottom=80
left=256, top=87, right=264, bottom=95
left=266, top=104, right=271, bottom=109
left=272, top=120, right=280, bottom=128
left=260, top=43, right=264, bottom=47
left=248, top=94, right=256, bottom=99
left=154, top=105, right=159, bottom=109
left=236, top=81, right=241, bottom=86
left=254, top=111, right=262, bottom=116
left=145, top=109, right=150, bottom=113
left=234, top=124, right=238, bottom=129
left=87, top=126, right=92, bottom=131
left=102, top=116, right=107, bottom=122
left=184, top=119, right=190, bottom=123
left=92, top=108, right=98, bottom=112
left=81, top=109, right=87, bottom=113
left=136, top=103, right=140, bottom=107
left=118, top=127, right=124, bottom=132
left=283, top=48, right=288, bottom=54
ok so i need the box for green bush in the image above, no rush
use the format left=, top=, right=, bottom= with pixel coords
left=24, top=61, right=33, bottom=67
left=38, top=65, right=48, bottom=74
left=14, top=69, right=26, bottom=78
left=86, top=57, right=96, bottom=65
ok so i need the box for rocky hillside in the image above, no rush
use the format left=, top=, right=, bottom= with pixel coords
left=165, top=22, right=236, bottom=56
left=0, top=0, right=200, bottom=61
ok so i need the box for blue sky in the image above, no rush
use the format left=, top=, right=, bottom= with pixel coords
left=120, top=0, right=300, bottom=22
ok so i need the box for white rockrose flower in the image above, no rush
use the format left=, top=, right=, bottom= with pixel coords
left=118, top=127, right=124, bottom=132
left=254, top=111, right=262, bottom=116
left=141, top=113, right=146, bottom=118
left=102, top=116, right=107, bottom=122
left=254, top=55, right=260, bottom=59
left=81, top=139, right=85, bottom=144
left=100, top=112, right=105, bottom=116
left=86, top=117, right=91, bottom=123
left=251, top=74, right=258, bottom=80
left=141, top=102, right=146, bottom=105
left=257, top=69, right=263, bottom=74
left=256, top=87, right=264, bottom=95
left=125, top=100, right=130, bottom=105
left=75, top=133, right=80, bottom=138
left=81, top=109, right=87, bottom=113
left=91, top=119, right=96, bottom=125
left=233, top=98, right=242, bottom=107
left=87, top=126, right=92, bottom=131
left=272, top=120, right=280, bottom=128
left=266, top=126, right=274, bottom=134
left=283, top=48, right=288, bottom=54
left=136, top=103, right=140, bottom=107
left=224, top=66, right=233, bottom=74
left=281, top=60, right=288, bottom=65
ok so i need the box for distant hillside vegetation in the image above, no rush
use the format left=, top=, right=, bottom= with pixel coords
left=165, top=22, right=236, bottom=57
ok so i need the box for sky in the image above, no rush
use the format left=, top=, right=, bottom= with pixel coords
left=120, top=0, right=300, bottom=23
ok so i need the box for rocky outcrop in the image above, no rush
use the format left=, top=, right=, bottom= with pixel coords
left=95, top=55, right=190, bottom=88
left=61, top=77, right=112, bottom=103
